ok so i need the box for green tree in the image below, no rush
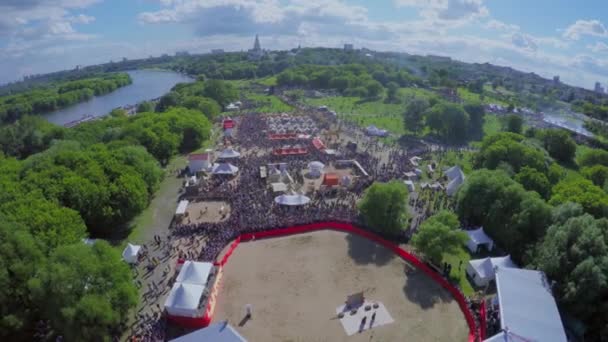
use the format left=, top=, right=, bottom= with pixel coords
left=504, top=114, right=523, bottom=134
left=463, top=101, right=485, bottom=139
left=582, top=165, right=608, bottom=187
left=386, top=82, right=400, bottom=103
left=403, top=97, right=429, bottom=134
left=155, top=91, right=180, bottom=112
left=550, top=177, right=608, bottom=218
left=411, top=211, right=467, bottom=264
left=136, top=101, right=154, bottom=113
left=578, top=148, right=608, bottom=168
left=540, top=129, right=576, bottom=163
left=34, top=241, right=137, bottom=341
left=364, top=80, right=383, bottom=98
left=425, top=102, right=470, bottom=144
left=203, top=79, right=238, bottom=107
left=358, top=181, right=409, bottom=233
left=515, top=166, right=551, bottom=199
left=531, top=209, right=608, bottom=321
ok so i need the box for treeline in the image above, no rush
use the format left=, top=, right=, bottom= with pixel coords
left=0, top=106, right=212, bottom=340
left=456, top=130, right=608, bottom=337
left=572, top=99, right=608, bottom=121
left=276, top=64, right=421, bottom=99
left=0, top=73, right=132, bottom=123
left=151, top=79, right=238, bottom=118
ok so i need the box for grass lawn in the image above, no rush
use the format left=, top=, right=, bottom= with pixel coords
left=304, top=95, right=407, bottom=135
left=257, top=76, right=277, bottom=86
left=246, top=93, right=294, bottom=112
left=443, top=246, right=475, bottom=296
left=458, top=87, right=509, bottom=106
left=483, top=114, right=502, bottom=137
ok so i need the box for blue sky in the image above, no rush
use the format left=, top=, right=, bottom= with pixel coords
left=1, top=0, right=608, bottom=89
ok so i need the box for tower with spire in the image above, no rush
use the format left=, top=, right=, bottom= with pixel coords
left=248, top=34, right=265, bottom=60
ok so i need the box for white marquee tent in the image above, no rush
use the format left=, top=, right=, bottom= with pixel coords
left=212, top=163, right=239, bottom=175
left=466, top=255, right=516, bottom=287
left=164, top=282, right=206, bottom=317
left=218, top=148, right=241, bottom=159
left=170, top=322, right=247, bottom=342
left=465, top=227, right=494, bottom=253
left=483, top=267, right=567, bottom=342
left=365, top=125, right=389, bottom=137
left=274, top=194, right=311, bottom=206
left=122, top=243, right=141, bottom=264
left=176, top=261, right=213, bottom=287
left=445, top=165, right=465, bottom=197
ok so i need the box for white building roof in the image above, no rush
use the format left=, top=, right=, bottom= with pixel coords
left=176, top=200, right=189, bottom=216
left=465, top=227, right=494, bottom=252
left=175, top=261, right=213, bottom=287
left=164, top=282, right=205, bottom=317
left=489, top=267, right=567, bottom=342
left=170, top=322, right=247, bottom=342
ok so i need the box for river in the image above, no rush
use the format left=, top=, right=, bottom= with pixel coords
left=44, top=70, right=194, bottom=126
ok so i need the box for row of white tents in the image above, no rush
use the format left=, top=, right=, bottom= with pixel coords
left=463, top=227, right=567, bottom=342
left=165, top=261, right=214, bottom=318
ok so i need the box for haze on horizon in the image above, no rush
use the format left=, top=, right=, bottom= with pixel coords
left=1, top=0, right=608, bottom=89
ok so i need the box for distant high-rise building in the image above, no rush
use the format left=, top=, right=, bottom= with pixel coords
left=595, top=82, right=605, bottom=93
left=175, top=51, right=189, bottom=57
left=344, top=44, right=354, bottom=51
left=553, top=76, right=560, bottom=84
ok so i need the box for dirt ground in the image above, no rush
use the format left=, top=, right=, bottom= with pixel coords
left=179, top=201, right=231, bottom=224
left=212, top=230, right=469, bottom=342
left=300, top=164, right=355, bottom=193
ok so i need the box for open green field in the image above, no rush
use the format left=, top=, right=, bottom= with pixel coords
left=457, top=87, right=509, bottom=106
left=305, top=95, right=406, bottom=135
left=247, top=93, right=294, bottom=112
left=482, top=114, right=502, bottom=137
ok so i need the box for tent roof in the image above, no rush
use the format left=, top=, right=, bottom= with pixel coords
left=176, top=261, right=213, bottom=286
left=212, top=163, right=239, bottom=175
left=165, top=282, right=205, bottom=310
left=308, top=161, right=325, bottom=169
left=219, top=148, right=240, bottom=159
left=189, top=153, right=210, bottom=161
left=274, top=194, right=311, bottom=206
left=122, top=243, right=141, bottom=260
left=466, top=227, right=493, bottom=246
left=176, top=200, right=189, bottom=215
left=271, top=182, right=288, bottom=193
left=494, top=267, right=567, bottom=342
left=170, top=322, right=247, bottom=342
left=445, top=165, right=465, bottom=181
left=469, top=256, right=516, bottom=279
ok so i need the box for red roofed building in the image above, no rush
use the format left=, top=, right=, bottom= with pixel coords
left=223, top=118, right=235, bottom=130
left=312, top=137, right=326, bottom=150
left=323, top=173, right=339, bottom=186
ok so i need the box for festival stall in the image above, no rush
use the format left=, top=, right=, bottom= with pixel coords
left=465, top=227, right=494, bottom=253
left=211, top=163, right=239, bottom=175
left=165, top=282, right=206, bottom=317
left=176, top=261, right=213, bottom=286
left=466, top=255, right=516, bottom=287
left=322, top=173, right=339, bottom=187
left=218, top=148, right=241, bottom=159
left=122, top=243, right=141, bottom=264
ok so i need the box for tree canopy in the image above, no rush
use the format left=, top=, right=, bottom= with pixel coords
left=358, top=180, right=410, bottom=233
left=410, top=211, right=467, bottom=264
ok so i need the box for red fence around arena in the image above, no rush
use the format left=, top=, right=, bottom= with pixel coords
left=479, top=299, right=487, bottom=340
left=199, top=222, right=480, bottom=341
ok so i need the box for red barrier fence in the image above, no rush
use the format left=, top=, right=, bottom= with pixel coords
left=479, top=299, right=487, bottom=340
left=209, top=222, right=479, bottom=341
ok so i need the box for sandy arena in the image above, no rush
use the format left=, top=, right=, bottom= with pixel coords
left=212, top=230, right=469, bottom=341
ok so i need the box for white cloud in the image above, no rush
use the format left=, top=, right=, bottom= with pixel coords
left=69, top=14, right=95, bottom=24
left=588, top=41, right=608, bottom=53
left=485, top=19, right=519, bottom=32
left=394, top=0, right=488, bottom=22
left=563, top=19, right=608, bottom=40
left=511, top=32, right=537, bottom=51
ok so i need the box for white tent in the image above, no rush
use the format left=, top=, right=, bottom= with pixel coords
left=170, top=322, right=247, bottom=342
left=165, top=282, right=205, bottom=317
left=212, top=163, right=239, bottom=175
left=308, top=161, right=325, bottom=170
left=122, top=243, right=141, bottom=264
left=219, top=148, right=241, bottom=159
left=404, top=180, right=415, bottom=192
left=175, top=200, right=189, bottom=217
left=483, top=267, right=567, bottom=342
left=445, top=165, right=465, bottom=197
left=176, top=261, right=213, bottom=287
left=340, top=175, right=352, bottom=187
left=274, top=194, right=311, bottom=206
left=466, top=255, right=516, bottom=287
left=366, top=125, right=389, bottom=137
left=465, top=227, right=494, bottom=253
left=271, top=182, right=288, bottom=193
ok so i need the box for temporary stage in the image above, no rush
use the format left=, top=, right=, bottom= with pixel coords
left=272, top=147, right=308, bottom=156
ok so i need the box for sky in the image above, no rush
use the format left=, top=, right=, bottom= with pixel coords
left=1, top=0, right=608, bottom=89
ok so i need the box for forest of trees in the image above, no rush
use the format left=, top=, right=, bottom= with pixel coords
left=0, top=73, right=132, bottom=123
left=0, top=100, right=215, bottom=340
